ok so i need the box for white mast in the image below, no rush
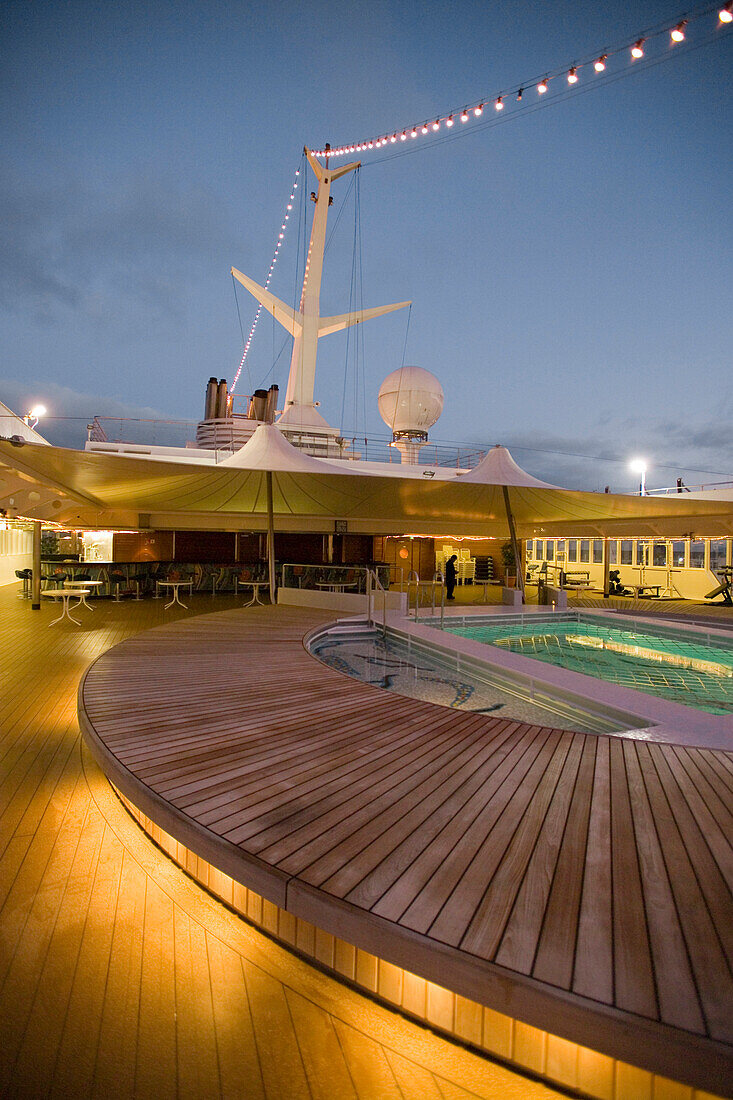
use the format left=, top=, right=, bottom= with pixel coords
left=231, top=146, right=410, bottom=433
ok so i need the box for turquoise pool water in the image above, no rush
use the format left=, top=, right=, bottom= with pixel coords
left=439, top=614, right=733, bottom=715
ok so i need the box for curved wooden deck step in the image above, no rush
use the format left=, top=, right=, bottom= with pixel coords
left=79, top=605, right=733, bottom=1096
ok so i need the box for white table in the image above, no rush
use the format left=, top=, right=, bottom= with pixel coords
left=238, top=581, right=269, bottom=607
left=157, top=580, right=194, bottom=609
left=316, top=581, right=358, bottom=594
left=42, top=589, right=90, bottom=626
left=63, top=579, right=104, bottom=611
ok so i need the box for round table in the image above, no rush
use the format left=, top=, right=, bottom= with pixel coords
left=42, top=589, right=90, bottom=626
left=63, top=579, right=105, bottom=611
left=237, top=581, right=269, bottom=607
left=157, top=580, right=194, bottom=609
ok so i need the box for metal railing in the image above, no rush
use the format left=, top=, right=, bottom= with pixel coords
left=405, top=570, right=446, bottom=620
left=365, top=568, right=388, bottom=636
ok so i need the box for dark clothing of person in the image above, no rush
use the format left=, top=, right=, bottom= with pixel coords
left=446, top=556, right=457, bottom=600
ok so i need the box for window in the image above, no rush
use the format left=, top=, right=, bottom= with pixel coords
left=636, top=541, right=647, bottom=567
left=526, top=539, right=534, bottom=559
left=579, top=540, right=590, bottom=563
left=690, top=540, right=705, bottom=568
left=535, top=540, right=543, bottom=560
left=546, top=541, right=555, bottom=562
left=593, top=539, right=603, bottom=564
left=567, top=539, right=577, bottom=563
left=620, top=541, right=633, bottom=565
left=652, top=542, right=667, bottom=567
left=671, top=541, right=685, bottom=567
left=609, top=541, right=618, bottom=565
left=710, top=539, right=728, bottom=573
left=556, top=539, right=566, bottom=562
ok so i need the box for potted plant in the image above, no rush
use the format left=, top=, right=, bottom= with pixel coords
left=501, top=541, right=517, bottom=586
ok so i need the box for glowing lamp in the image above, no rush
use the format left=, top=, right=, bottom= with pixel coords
left=630, top=458, right=648, bottom=495
left=631, top=39, right=645, bottom=58
left=537, top=79, right=548, bottom=94
left=432, top=120, right=440, bottom=130
left=421, top=124, right=429, bottom=134
left=720, top=4, right=733, bottom=22
left=567, top=67, right=578, bottom=84
left=671, top=20, right=687, bottom=41
left=460, top=109, right=469, bottom=122
left=400, top=131, right=407, bottom=140
left=594, top=55, right=607, bottom=72
left=494, top=96, right=503, bottom=110
left=474, top=103, right=483, bottom=115
left=411, top=128, right=417, bottom=137
left=390, top=134, right=397, bottom=143
left=446, top=115, right=454, bottom=126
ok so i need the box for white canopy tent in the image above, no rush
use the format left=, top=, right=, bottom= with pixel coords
left=3, top=428, right=733, bottom=599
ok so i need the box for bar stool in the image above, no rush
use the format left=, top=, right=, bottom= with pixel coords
left=109, top=569, right=127, bottom=602
left=15, top=568, right=32, bottom=599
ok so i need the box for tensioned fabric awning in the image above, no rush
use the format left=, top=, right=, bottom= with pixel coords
left=2, top=428, right=733, bottom=537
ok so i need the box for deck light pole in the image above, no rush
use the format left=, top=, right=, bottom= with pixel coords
left=630, top=458, right=647, bottom=496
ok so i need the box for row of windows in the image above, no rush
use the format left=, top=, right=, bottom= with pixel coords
left=526, top=537, right=731, bottom=571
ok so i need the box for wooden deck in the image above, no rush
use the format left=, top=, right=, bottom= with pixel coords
left=78, top=601, right=733, bottom=1095
left=0, top=586, right=562, bottom=1100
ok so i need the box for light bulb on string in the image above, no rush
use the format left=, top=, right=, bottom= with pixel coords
left=516, top=88, right=523, bottom=101
left=411, top=127, right=417, bottom=138
left=446, top=115, right=454, bottom=126
left=671, top=20, right=687, bottom=42
left=460, top=109, right=469, bottom=122
left=567, top=67, right=578, bottom=84
left=537, top=78, right=548, bottom=94
left=720, top=3, right=733, bottom=22
left=631, top=39, right=645, bottom=58
left=494, top=96, right=504, bottom=110
left=594, top=55, right=607, bottom=72
left=400, top=131, right=407, bottom=140
left=474, top=103, right=483, bottom=115
left=421, top=123, right=429, bottom=134
left=432, top=119, right=440, bottom=130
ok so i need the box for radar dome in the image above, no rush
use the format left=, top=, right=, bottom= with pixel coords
left=377, top=366, right=444, bottom=438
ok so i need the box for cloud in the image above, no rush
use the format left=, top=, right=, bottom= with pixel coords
left=485, top=415, right=733, bottom=493
left=0, top=167, right=232, bottom=326
left=0, top=377, right=188, bottom=449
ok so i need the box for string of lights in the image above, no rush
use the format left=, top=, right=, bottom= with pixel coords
left=230, top=162, right=303, bottom=393
left=311, top=3, right=732, bottom=160
left=232, top=2, right=731, bottom=392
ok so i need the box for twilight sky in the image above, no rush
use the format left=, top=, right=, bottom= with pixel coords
left=2, top=0, right=731, bottom=492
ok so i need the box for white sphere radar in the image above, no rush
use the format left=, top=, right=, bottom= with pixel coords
left=377, top=366, right=444, bottom=437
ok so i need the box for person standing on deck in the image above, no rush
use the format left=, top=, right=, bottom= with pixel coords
left=446, top=554, right=458, bottom=600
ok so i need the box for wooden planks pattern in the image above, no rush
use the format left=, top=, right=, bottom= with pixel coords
left=79, top=603, right=733, bottom=1065
left=1, top=586, right=550, bottom=1099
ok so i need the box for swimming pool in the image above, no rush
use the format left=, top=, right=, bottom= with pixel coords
left=309, top=626, right=643, bottom=735
left=436, top=612, right=733, bottom=715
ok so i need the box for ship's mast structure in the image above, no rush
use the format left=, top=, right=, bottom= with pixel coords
left=232, top=147, right=410, bottom=435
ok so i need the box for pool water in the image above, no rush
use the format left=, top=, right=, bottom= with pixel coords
left=310, top=631, right=631, bottom=734
left=440, top=615, right=733, bottom=715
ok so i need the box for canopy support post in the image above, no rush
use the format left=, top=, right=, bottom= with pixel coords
left=502, top=486, right=525, bottom=603
left=266, top=471, right=276, bottom=605
left=602, top=537, right=611, bottom=599
left=32, top=521, right=41, bottom=610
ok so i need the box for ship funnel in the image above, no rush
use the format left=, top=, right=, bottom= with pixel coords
left=248, top=389, right=268, bottom=421
left=264, top=385, right=279, bottom=424
left=204, top=377, right=218, bottom=420
left=215, top=379, right=229, bottom=419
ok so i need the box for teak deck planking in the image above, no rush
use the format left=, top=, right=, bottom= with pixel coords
left=2, top=586, right=547, bottom=1099
left=78, top=599, right=733, bottom=1090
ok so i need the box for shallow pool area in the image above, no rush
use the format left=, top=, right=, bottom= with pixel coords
left=437, top=612, right=733, bottom=715
left=309, top=628, right=639, bottom=734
